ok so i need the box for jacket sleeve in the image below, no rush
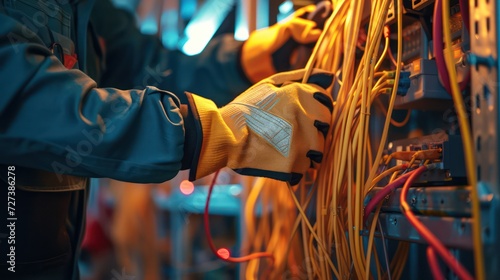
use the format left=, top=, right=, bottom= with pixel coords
left=0, top=13, right=188, bottom=183
left=90, top=0, right=252, bottom=107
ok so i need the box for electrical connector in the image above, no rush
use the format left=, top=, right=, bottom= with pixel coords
left=397, top=71, right=411, bottom=96
left=380, top=88, right=392, bottom=95
left=384, top=71, right=410, bottom=96
left=385, top=70, right=396, bottom=78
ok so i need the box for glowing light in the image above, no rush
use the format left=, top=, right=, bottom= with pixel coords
left=140, top=17, right=158, bottom=35
left=229, top=185, right=242, bottom=196
left=179, top=180, right=194, bottom=195
left=234, top=0, right=249, bottom=41
left=181, top=0, right=235, bottom=55
left=217, top=248, right=230, bottom=259
left=182, top=35, right=212, bottom=56
left=278, top=1, right=293, bottom=15
left=161, top=10, right=179, bottom=49
left=185, top=20, right=217, bottom=39
left=277, top=0, right=295, bottom=22
left=234, top=26, right=249, bottom=41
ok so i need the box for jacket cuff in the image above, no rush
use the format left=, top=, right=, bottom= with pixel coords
left=181, top=92, right=202, bottom=172
left=183, top=93, right=231, bottom=181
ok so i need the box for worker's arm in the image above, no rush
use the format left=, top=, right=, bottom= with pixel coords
left=0, top=5, right=333, bottom=185
left=0, top=13, right=188, bottom=183
left=90, top=0, right=251, bottom=107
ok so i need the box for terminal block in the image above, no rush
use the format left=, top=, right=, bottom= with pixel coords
left=385, top=132, right=467, bottom=185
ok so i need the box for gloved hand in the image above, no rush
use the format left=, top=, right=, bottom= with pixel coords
left=183, top=69, right=334, bottom=185
left=240, top=4, right=331, bottom=83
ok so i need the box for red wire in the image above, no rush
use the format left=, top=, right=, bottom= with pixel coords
left=203, top=170, right=275, bottom=275
left=400, top=165, right=473, bottom=280
left=363, top=169, right=416, bottom=221
left=427, top=247, right=445, bottom=280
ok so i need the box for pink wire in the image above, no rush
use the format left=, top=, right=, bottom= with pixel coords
left=401, top=166, right=473, bottom=280
left=433, top=0, right=469, bottom=95
left=433, top=0, right=450, bottom=94
left=458, top=0, right=470, bottom=32
left=363, top=170, right=415, bottom=221
left=427, top=247, right=445, bottom=280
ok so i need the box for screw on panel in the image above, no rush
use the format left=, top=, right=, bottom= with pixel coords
left=410, top=197, right=417, bottom=205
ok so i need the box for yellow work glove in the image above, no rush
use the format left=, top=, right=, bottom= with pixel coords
left=241, top=4, right=329, bottom=83
left=183, top=69, right=334, bottom=185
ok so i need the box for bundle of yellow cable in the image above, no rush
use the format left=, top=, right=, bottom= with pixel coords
left=239, top=1, right=355, bottom=278
left=294, top=0, right=406, bottom=279
left=239, top=0, right=412, bottom=278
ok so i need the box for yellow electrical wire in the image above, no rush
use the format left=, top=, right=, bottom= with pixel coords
left=243, top=178, right=301, bottom=279
left=366, top=164, right=406, bottom=194
left=287, top=182, right=342, bottom=279
left=303, top=0, right=401, bottom=278
left=372, top=240, right=383, bottom=280
left=375, top=98, right=412, bottom=128
left=308, top=0, right=394, bottom=275
left=441, top=0, right=484, bottom=278
left=365, top=203, right=383, bottom=280
left=375, top=36, right=390, bottom=71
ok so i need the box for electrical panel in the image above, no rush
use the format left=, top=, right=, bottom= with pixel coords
left=360, top=0, right=500, bottom=278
